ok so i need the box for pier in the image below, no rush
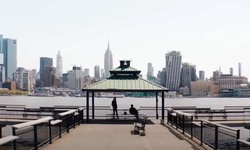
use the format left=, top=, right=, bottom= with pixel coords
left=43, top=120, right=198, bottom=150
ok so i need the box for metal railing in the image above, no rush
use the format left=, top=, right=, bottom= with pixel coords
left=12, top=116, right=53, bottom=150
left=0, top=136, right=19, bottom=150
left=167, top=108, right=242, bottom=150
left=238, top=139, right=250, bottom=149
left=0, top=107, right=84, bottom=150
left=83, top=105, right=170, bottom=119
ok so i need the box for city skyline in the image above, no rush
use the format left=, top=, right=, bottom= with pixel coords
left=1, top=1, right=250, bottom=78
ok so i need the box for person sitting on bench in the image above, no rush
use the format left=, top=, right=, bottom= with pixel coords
left=129, top=104, right=139, bottom=119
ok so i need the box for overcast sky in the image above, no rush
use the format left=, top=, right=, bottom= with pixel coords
left=1, top=0, right=250, bottom=78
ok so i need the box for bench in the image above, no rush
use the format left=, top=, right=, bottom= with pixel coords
left=208, top=109, right=227, bottom=119
left=194, top=108, right=211, bottom=119
left=106, top=109, right=143, bottom=120
left=105, top=113, right=145, bottom=120
left=23, top=108, right=41, bottom=118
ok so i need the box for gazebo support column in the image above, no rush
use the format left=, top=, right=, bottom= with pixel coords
left=92, top=91, right=95, bottom=119
left=86, top=91, right=89, bottom=123
left=161, top=91, right=165, bottom=121
left=156, top=92, right=158, bottom=119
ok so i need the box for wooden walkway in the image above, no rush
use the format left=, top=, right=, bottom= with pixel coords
left=43, top=120, right=198, bottom=150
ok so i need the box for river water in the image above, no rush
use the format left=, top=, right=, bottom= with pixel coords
left=0, top=96, right=249, bottom=109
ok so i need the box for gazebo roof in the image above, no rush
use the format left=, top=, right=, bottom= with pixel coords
left=83, top=60, right=168, bottom=92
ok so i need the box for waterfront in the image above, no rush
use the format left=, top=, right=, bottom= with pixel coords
left=0, top=96, right=250, bottom=109
left=1, top=96, right=250, bottom=148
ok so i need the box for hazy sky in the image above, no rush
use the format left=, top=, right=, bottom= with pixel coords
left=1, top=0, right=250, bottom=78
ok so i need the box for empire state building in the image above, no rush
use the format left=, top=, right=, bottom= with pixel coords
left=104, top=42, right=113, bottom=78
left=56, top=50, right=63, bottom=77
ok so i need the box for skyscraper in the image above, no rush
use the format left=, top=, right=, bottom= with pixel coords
left=147, top=63, right=154, bottom=77
left=165, top=51, right=182, bottom=91
left=213, top=70, right=220, bottom=82
left=101, top=69, right=105, bottom=79
left=44, top=66, right=59, bottom=87
left=3, top=38, right=17, bottom=80
left=238, top=62, right=242, bottom=77
left=56, top=50, right=63, bottom=78
left=190, top=65, right=196, bottom=81
left=180, top=63, right=191, bottom=88
left=84, top=68, right=90, bottom=77
left=230, top=67, right=233, bottom=76
left=0, top=35, right=3, bottom=53
left=94, top=65, right=100, bottom=80
left=199, top=71, right=205, bottom=81
left=0, top=35, right=4, bottom=83
left=104, top=41, right=113, bottom=78
left=40, top=57, right=53, bottom=85
left=67, top=66, right=84, bottom=89
left=20, top=70, right=31, bottom=91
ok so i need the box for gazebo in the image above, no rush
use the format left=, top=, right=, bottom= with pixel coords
left=82, top=60, right=168, bottom=123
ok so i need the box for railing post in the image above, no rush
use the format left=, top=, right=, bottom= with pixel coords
left=200, top=121, right=203, bottom=145
left=73, top=113, right=76, bottom=129
left=92, top=91, right=95, bottom=119
left=215, top=126, right=218, bottom=150
left=34, top=125, right=38, bottom=150
left=59, top=122, right=62, bottom=138
left=175, top=114, right=178, bottom=129
left=182, top=115, right=185, bottom=134
left=236, top=130, right=240, bottom=150
left=167, top=110, right=169, bottom=124
left=49, top=120, right=52, bottom=144
left=66, top=115, right=69, bottom=133
left=12, top=127, right=16, bottom=150
left=78, top=109, right=81, bottom=125
left=81, top=108, right=84, bottom=123
left=171, top=111, right=174, bottom=126
left=191, top=116, right=193, bottom=139
left=156, top=92, right=158, bottom=119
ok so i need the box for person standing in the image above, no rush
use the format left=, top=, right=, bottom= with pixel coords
left=111, top=97, right=119, bottom=119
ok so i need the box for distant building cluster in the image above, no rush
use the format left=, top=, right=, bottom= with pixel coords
left=1, top=33, right=249, bottom=97
left=0, top=36, right=114, bottom=91
left=154, top=50, right=249, bottom=97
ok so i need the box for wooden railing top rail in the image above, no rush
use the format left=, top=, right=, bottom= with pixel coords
left=175, top=110, right=193, bottom=117
left=58, top=110, right=77, bottom=117
left=0, top=136, right=19, bottom=145
left=170, top=106, right=197, bottom=110
left=201, top=119, right=239, bottom=132
left=12, top=116, right=53, bottom=129
left=238, top=139, right=250, bottom=146
left=51, top=119, right=62, bottom=125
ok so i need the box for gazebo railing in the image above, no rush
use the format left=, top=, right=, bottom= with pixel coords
left=166, top=109, right=242, bottom=150
left=84, top=105, right=170, bottom=118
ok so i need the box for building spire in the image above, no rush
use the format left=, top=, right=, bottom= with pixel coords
left=107, top=40, right=110, bottom=50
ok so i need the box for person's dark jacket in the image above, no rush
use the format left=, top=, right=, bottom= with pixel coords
left=112, top=100, right=117, bottom=109
left=129, top=107, right=138, bottom=115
